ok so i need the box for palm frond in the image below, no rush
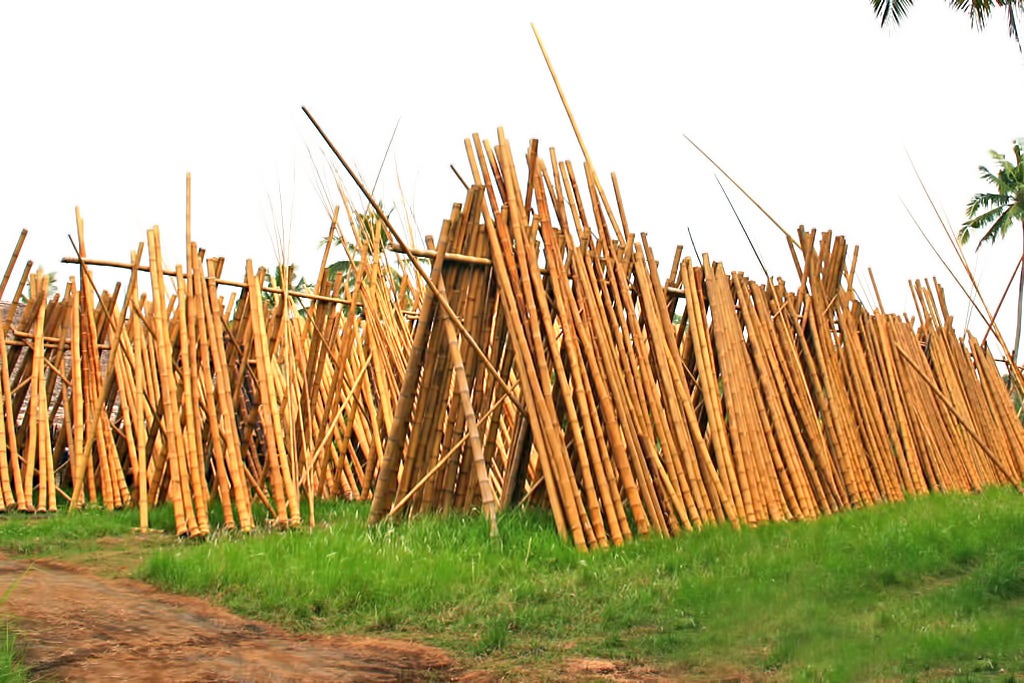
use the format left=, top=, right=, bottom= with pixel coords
left=990, top=0, right=1024, bottom=46
left=325, top=260, right=355, bottom=280
left=963, top=205, right=1008, bottom=237
left=982, top=205, right=1019, bottom=243
left=1005, top=2, right=1022, bottom=46
left=977, top=166, right=1001, bottom=187
left=957, top=224, right=973, bottom=245
left=948, top=0, right=995, bottom=28
left=873, top=0, right=915, bottom=25
left=976, top=155, right=1020, bottom=195
left=974, top=171, right=999, bottom=197
left=988, top=149, right=1015, bottom=173
left=875, top=0, right=1022, bottom=47
left=971, top=217, right=1009, bottom=248
left=966, top=192, right=1010, bottom=218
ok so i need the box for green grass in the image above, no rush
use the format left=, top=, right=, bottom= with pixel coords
left=0, top=490, right=1021, bottom=679
left=0, top=505, right=167, bottom=556
left=0, top=555, right=35, bottom=683
left=0, top=625, right=27, bottom=683
left=123, top=486, right=1024, bottom=681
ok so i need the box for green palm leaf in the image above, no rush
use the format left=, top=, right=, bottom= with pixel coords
left=872, top=0, right=914, bottom=25
left=948, top=0, right=994, bottom=28
left=871, top=0, right=1023, bottom=47
left=966, top=192, right=1010, bottom=219
left=978, top=166, right=1002, bottom=187
left=980, top=206, right=1017, bottom=245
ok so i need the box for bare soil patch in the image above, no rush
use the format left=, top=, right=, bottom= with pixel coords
left=0, top=538, right=695, bottom=681
left=0, top=555, right=464, bottom=681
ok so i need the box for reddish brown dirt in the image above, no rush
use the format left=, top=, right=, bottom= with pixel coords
left=0, top=556, right=465, bottom=681
left=0, top=546, right=717, bottom=681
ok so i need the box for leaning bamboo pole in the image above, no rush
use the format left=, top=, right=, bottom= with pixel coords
left=24, top=272, right=48, bottom=511
left=147, top=227, right=200, bottom=536
left=367, top=223, right=448, bottom=525
left=733, top=276, right=816, bottom=519
left=0, top=295, right=23, bottom=510
left=175, top=266, right=210, bottom=536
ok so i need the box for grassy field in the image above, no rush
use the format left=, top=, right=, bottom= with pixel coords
left=1, top=487, right=1023, bottom=680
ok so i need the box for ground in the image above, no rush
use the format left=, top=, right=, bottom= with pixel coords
left=0, top=555, right=462, bottom=681
left=0, top=538, right=685, bottom=682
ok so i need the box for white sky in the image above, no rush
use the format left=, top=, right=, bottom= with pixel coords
left=2, top=2, right=1024, bottom=349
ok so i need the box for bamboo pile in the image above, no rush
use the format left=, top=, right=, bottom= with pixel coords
left=2, top=128, right=1022, bottom=549
left=367, top=130, right=1024, bottom=550
left=0, top=197, right=419, bottom=536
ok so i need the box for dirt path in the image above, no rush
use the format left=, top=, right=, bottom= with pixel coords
left=0, top=556, right=470, bottom=681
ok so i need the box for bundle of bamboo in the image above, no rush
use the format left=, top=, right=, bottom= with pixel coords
left=3, top=124, right=1023, bottom=549
left=0, top=190, right=419, bottom=536
left=366, top=129, right=1024, bottom=550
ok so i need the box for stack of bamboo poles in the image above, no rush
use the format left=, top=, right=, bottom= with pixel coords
left=3, top=129, right=1023, bottom=548
left=368, top=186, right=521, bottom=536
left=368, top=130, right=1024, bottom=550
left=0, top=196, right=419, bottom=536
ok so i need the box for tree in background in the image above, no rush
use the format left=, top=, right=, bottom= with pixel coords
left=19, top=270, right=57, bottom=303
left=959, top=141, right=1024, bottom=361
left=872, top=0, right=1024, bottom=47
left=326, top=207, right=393, bottom=295
left=325, top=205, right=420, bottom=316
left=263, top=263, right=312, bottom=317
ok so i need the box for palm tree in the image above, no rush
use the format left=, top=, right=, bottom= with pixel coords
left=325, top=208, right=392, bottom=295
left=325, top=205, right=421, bottom=316
left=872, top=0, right=1024, bottom=47
left=19, top=271, right=58, bottom=303
left=959, top=142, right=1024, bottom=361
left=262, top=263, right=312, bottom=317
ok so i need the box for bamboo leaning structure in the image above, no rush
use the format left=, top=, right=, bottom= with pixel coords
left=0, top=190, right=421, bottom=535
left=1, top=130, right=1023, bottom=548
left=366, top=130, right=1024, bottom=550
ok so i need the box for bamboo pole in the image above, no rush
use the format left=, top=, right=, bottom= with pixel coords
left=23, top=273, right=47, bottom=511
left=245, top=260, right=300, bottom=527
left=175, top=266, right=210, bottom=535
left=0, top=296, right=25, bottom=510
left=368, top=216, right=449, bottom=524
left=127, top=301, right=152, bottom=529
left=147, top=227, right=198, bottom=535
left=0, top=230, right=28, bottom=309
